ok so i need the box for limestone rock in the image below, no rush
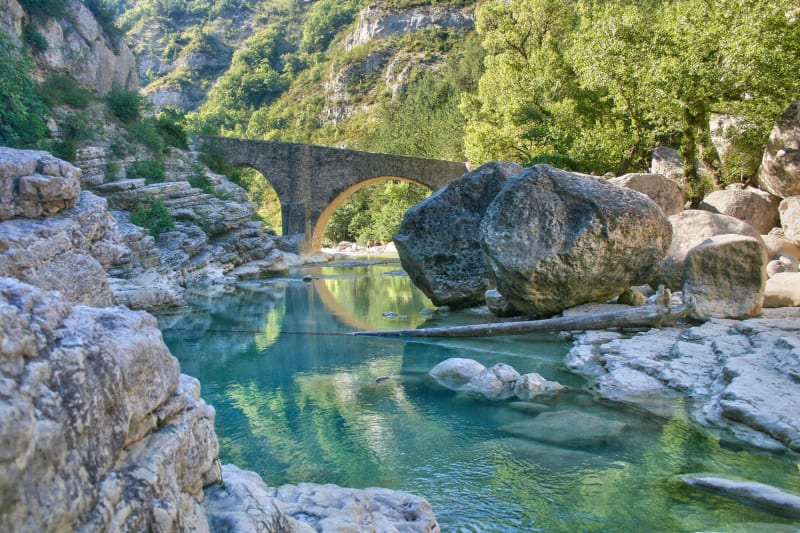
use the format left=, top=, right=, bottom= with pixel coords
left=394, top=162, right=522, bottom=308
left=271, top=482, right=440, bottom=532
left=608, top=172, right=686, bottom=216
left=485, top=288, right=521, bottom=317
left=779, top=195, right=800, bottom=244
left=481, top=165, right=672, bottom=317
left=0, top=147, right=81, bottom=221
left=764, top=272, right=800, bottom=307
left=655, top=210, right=762, bottom=290
left=429, top=357, right=488, bottom=389
left=766, top=255, right=799, bottom=278
left=498, top=410, right=630, bottom=449
left=761, top=234, right=800, bottom=260
left=346, top=2, right=474, bottom=50
left=682, top=234, right=767, bottom=320
left=0, top=191, right=123, bottom=306
left=650, top=146, right=684, bottom=182
left=109, top=272, right=186, bottom=310
left=513, top=373, right=566, bottom=400
left=676, top=474, right=800, bottom=519
left=35, top=0, right=137, bottom=93
left=0, top=278, right=219, bottom=532
left=758, top=101, right=800, bottom=198
left=699, top=189, right=779, bottom=234
left=204, top=465, right=307, bottom=533
left=566, top=313, right=800, bottom=451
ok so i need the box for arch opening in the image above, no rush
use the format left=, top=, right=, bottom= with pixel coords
left=228, top=167, right=283, bottom=234
left=313, top=177, right=431, bottom=252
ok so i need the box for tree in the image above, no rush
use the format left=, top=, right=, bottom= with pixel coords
left=465, top=0, right=800, bottom=193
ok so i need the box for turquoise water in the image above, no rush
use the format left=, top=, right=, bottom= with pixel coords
left=158, top=262, right=800, bottom=532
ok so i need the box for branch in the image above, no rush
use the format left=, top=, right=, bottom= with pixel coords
left=353, top=300, right=691, bottom=338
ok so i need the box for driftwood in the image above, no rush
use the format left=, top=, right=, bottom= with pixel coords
left=353, top=298, right=692, bottom=338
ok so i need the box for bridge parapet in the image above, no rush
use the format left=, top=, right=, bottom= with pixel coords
left=199, top=137, right=469, bottom=253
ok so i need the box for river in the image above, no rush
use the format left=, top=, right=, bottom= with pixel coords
left=157, top=261, right=800, bottom=532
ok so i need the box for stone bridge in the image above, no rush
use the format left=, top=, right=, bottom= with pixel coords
left=200, top=137, right=469, bottom=253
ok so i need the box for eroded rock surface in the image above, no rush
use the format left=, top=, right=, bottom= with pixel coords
left=759, top=101, right=800, bottom=198
left=395, top=162, right=521, bottom=308
left=481, top=165, right=671, bottom=317
left=608, top=172, right=686, bottom=216
left=565, top=310, right=800, bottom=451
left=0, top=278, right=220, bottom=532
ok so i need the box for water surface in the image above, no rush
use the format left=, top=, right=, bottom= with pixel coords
left=158, top=262, right=800, bottom=532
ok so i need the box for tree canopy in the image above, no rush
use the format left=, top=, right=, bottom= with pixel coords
left=464, top=0, right=800, bottom=195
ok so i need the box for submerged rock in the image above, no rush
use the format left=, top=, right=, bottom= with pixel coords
left=676, top=474, right=800, bottom=519
left=498, top=410, right=630, bottom=449
left=481, top=164, right=671, bottom=317
left=429, top=358, right=564, bottom=401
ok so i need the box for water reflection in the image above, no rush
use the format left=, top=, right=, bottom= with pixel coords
left=157, top=262, right=800, bottom=532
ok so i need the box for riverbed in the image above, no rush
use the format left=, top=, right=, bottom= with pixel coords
left=157, top=261, right=800, bottom=532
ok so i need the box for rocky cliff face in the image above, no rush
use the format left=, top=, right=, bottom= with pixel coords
left=1, top=0, right=136, bottom=93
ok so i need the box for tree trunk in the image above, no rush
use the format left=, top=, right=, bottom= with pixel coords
left=353, top=301, right=691, bottom=338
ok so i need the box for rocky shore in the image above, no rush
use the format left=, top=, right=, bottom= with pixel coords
left=0, top=147, right=439, bottom=532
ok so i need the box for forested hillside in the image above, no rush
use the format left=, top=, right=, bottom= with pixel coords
left=2, top=0, right=797, bottom=245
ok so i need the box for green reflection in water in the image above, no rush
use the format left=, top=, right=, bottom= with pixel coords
left=158, top=262, right=800, bottom=532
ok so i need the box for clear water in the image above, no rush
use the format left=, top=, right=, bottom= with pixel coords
left=158, top=262, right=800, bottom=532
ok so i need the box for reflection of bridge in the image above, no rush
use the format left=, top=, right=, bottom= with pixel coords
left=200, top=137, right=469, bottom=253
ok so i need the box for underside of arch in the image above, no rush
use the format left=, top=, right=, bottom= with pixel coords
left=310, top=176, right=431, bottom=252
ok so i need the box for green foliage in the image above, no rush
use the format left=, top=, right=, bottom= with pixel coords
left=466, top=0, right=800, bottom=191
left=154, top=108, right=189, bottom=149
left=188, top=170, right=214, bottom=194
left=323, top=181, right=429, bottom=246
left=105, top=160, right=122, bottom=181
left=22, top=21, right=48, bottom=51
left=126, top=118, right=167, bottom=152
left=127, top=159, right=165, bottom=184
left=0, top=31, right=48, bottom=147
left=130, top=197, right=175, bottom=236
left=300, top=0, right=362, bottom=53
left=37, top=75, right=93, bottom=108
left=82, top=0, right=122, bottom=39
left=18, top=0, right=69, bottom=19
left=106, top=85, right=144, bottom=122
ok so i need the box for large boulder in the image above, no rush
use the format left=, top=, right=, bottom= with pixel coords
left=758, top=101, right=800, bottom=198
left=394, top=162, right=522, bottom=308
left=0, top=278, right=220, bottom=532
left=481, top=165, right=672, bottom=317
left=655, top=210, right=762, bottom=290
left=699, top=189, right=779, bottom=234
left=779, top=196, right=800, bottom=244
left=0, top=147, right=81, bottom=221
left=608, top=173, right=686, bottom=216
left=764, top=272, right=800, bottom=307
left=650, top=146, right=684, bottom=183
left=0, top=191, right=123, bottom=306
left=682, top=234, right=767, bottom=320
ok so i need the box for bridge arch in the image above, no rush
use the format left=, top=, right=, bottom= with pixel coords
left=312, top=176, right=430, bottom=251
left=200, top=137, right=468, bottom=254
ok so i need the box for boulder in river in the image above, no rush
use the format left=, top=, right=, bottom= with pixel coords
left=699, top=189, right=779, bottom=235
left=654, top=210, right=762, bottom=290
left=481, top=164, right=672, bottom=317
left=608, top=172, right=686, bottom=216
left=394, top=161, right=522, bottom=308
left=779, top=195, right=800, bottom=244
left=498, top=410, right=630, bottom=449
left=758, top=100, right=800, bottom=198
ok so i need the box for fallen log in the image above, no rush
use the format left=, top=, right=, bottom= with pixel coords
left=353, top=300, right=692, bottom=338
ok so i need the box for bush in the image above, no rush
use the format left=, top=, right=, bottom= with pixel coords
left=0, top=30, right=48, bottom=147
left=18, top=0, right=68, bottom=19
left=126, top=118, right=166, bottom=153
left=154, top=109, right=188, bottom=149
left=188, top=171, right=214, bottom=194
left=22, top=21, right=47, bottom=51
left=126, top=160, right=165, bottom=184
left=106, top=84, right=143, bottom=122
left=130, top=198, right=175, bottom=237
left=38, top=75, right=93, bottom=108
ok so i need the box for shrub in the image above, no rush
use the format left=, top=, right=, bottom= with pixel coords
left=154, top=109, right=188, bottom=149
left=106, top=84, right=143, bottom=122
left=38, top=75, right=93, bottom=108
left=126, top=118, right=166, bottom=153
left=188, top=171, right=214, bottom=194
left=18, top=0, right=69, bottom=19
left=126, top=160, right=165, bottom=184
left=130, top=198, right=175, bottom=237
left=22, top=21, right=47, bottom=51
left=0, top=30, right=48, bottom=147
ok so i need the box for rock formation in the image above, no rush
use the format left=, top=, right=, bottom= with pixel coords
left=481, top=164, right=672, bottom=317
left=758, top=101, right=800, bottom=198
left=699, top=189, right=779, bottom=234
left=608, top=172, right=686, bottom=216
left=394, top=162, right=521, bottom=309
left=655, top=210, right=762, bottom=290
